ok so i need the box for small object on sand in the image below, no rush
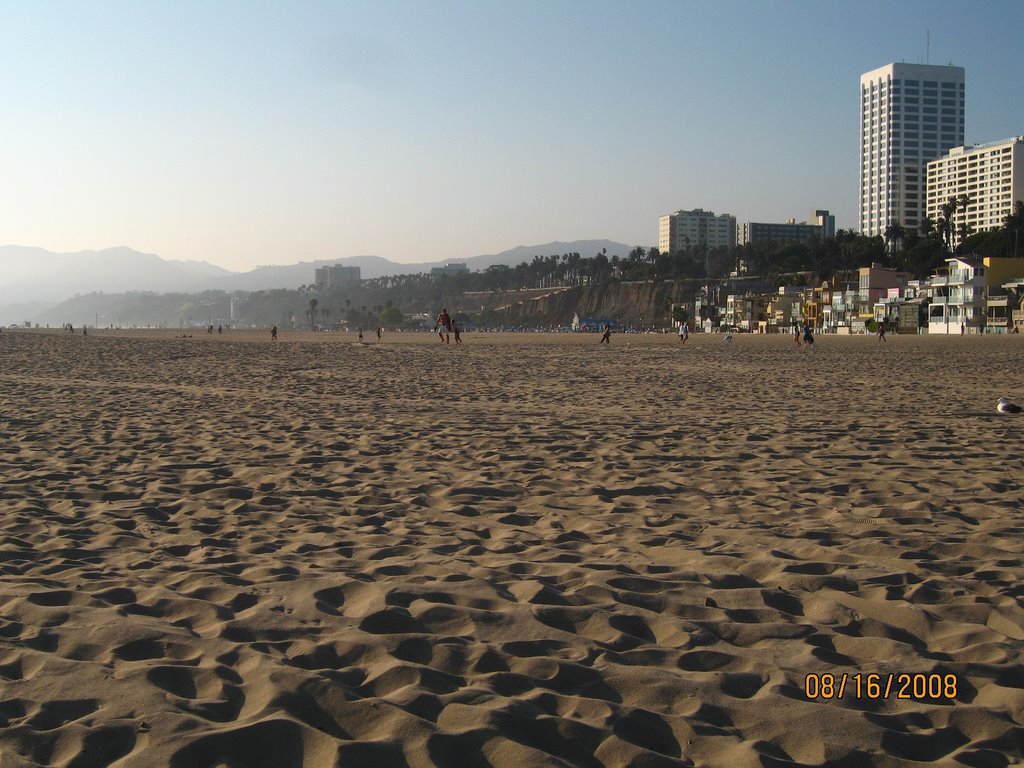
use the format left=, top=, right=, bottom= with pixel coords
left=723, top=334, right=733, bottom=342
left=996, top=397, right=1022, bottom=414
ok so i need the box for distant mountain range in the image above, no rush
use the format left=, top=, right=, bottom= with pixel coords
left=0, top=240, right=636, bottom=324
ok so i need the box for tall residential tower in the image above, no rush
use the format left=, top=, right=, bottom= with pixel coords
left=859, top=63, right=965, bottom=238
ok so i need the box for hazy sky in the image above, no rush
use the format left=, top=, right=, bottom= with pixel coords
left=3, top=0, right=1023, bottom=272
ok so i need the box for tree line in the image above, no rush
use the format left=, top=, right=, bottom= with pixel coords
left=57, top=202, right=1023, bottom=329
left=225, top=203, right=1024, bottom=328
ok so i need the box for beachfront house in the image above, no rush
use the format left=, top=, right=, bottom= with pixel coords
left=724, top=293, right=771, bottom=332
left=820, top=276, right=858, bottom=333
left=895, top=280, right=930, bottom=334
left=986, top=277, right=1024, bottom=333
left=927, top=257, right=1024, bottom=334
left=694, top=284, right=725, bottom=330
left=927, top=258, right=986, bottom=334
left=853, top=265, right=913, bottom=333
left=986, top=291, right=1012, bottom=333
left=1009, top=280, right=1024, bottom=333
left=812, top=274, right=858, bottom=333
left=766, top=287, right=805, bottom=333
left=873, top=287, right=905, bottom=329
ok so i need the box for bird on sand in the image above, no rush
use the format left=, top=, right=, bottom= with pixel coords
left=997, top=397, right=1022, bottom=414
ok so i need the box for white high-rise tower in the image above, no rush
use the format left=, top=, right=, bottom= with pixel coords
left=859, top=63, right=965, bottom=238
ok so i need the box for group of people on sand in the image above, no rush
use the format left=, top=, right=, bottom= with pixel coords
left=270, top=325, right=385, bottom=342
left=434, top=308, right=462, bottom=345
left=794, top=321, right=814, bottom=348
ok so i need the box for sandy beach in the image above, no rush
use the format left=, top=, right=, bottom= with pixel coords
left=1, top=328, right=1022, bottom=768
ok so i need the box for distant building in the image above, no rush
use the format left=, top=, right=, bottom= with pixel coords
left=658, top=209, right=736, bottom=254
left=736, top=211, right=833, bottom=247
left=926, top=136, right=1024, bottom=247
left=860, top=62, right=966, bottom=238
left=314, top=265, right=361, bottom=290
left=808, top=209, right=836, bottom=239
left=723, top=292, right=771, bottom=332
left=817, top=275, right=859, bottom=333
left=854, top=264, right=912, bottom=330
left=431, top=263, right=470, bottom=277
left=766, top=289, right=804, bottom=332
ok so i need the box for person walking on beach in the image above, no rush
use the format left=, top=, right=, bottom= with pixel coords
left=453, top=321, right=462, bottom=345
left=877, top=322, right=887, bottom=341
left=271, top=325, right=278, bottom=341
left=600, top=323, right=612, bottom=344
left=678, top=322, right=689, bottom=343
left=358, top=327, right=363, bottom=342
left=802, top=321, right=814, bottom=348
left=435, top=308, right=452, bottom=344
left=793, top=322, right=802, bottom=347
left=376, top=327, right=382, bottom=342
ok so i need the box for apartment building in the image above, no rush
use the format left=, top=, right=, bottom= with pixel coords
left=431, top=263, right=470, bottom=277
left=737, top=220, right=823, bottom=247
left=926, top=136, right=1024, bottom=246
left=658, top=209, right=736, bottom=254
left=860, top=63, right=965, bottom=237
left=314, top=265, right=361, bottom=290
left=737, top=210, right=835, bottom=247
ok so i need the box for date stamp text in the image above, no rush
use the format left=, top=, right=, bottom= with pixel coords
left=804, top=673, right=958, bottom=701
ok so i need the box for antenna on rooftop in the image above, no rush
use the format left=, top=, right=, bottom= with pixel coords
left=926, top=29, right=930, bottom=65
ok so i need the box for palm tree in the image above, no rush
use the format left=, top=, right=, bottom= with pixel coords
left=307, top=297, right=318, bottom=330
left=1004, top=200, right=1024, bottom=257
left=939, top=197, right=958, bottom=251
left=883, top=222, right=906, bottom=253
left=955, top=194, right=972, bottom=251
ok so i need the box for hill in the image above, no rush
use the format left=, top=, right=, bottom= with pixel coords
left=0, top=246, right=231, bottom=305
left=0, top=240, right=636, bottom=324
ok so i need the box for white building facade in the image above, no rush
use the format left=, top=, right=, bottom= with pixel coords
left=658, top=209, right=736, bottom=254
left=926, top=136, right=1024, bottom=246
left=927, top=258, right=987, bottom=334
left=860, top=63, right=965, bottom=238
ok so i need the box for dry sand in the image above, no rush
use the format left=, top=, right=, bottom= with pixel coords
left=0, top=328, right=1022, bottom=768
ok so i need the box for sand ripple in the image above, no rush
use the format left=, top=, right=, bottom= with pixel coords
left=0, top=329, right=1022, bottom=766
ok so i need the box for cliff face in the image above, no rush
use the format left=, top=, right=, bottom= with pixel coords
left=494, top=281, right=684, bottom=327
